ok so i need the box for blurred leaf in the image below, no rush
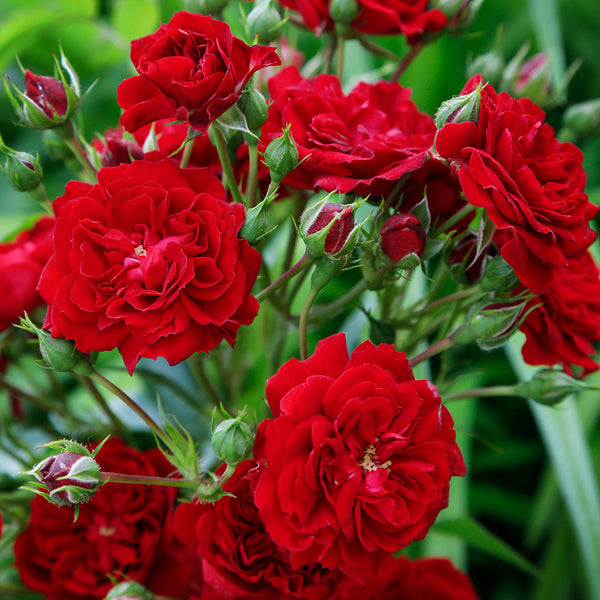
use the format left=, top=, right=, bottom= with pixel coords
left=111, top=0, right=161, bottom=42
left=434, top=516, right=540, bottom=578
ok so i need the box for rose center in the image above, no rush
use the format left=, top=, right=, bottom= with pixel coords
left=360, top=444, right=391, bottom=473
left=97, top=525, right=116, bottom=537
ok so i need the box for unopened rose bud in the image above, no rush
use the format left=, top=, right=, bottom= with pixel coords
left=561, top=99, right=600, bottom=141
left=330, top=0, right=360, bottom=34
left=211, top=406, right=256, bottom=466
left=240, top=195, right=275, bottom=244
left=379, top=213, right=426, bottom=264
left=512, top=53, right=552, bottom=105
left=448, top=233, right=488, bottom=285
left=104, top=581, right=155, bottom=600
left=514, top=369, right=593, bottom=406
left=467, top=51, right=505, bottom=89
left=263, top=124, right=299, bottom=184
left=454, top=300, right=525, bottom=350
left=300, top=196, right=361, bottom=260
left=0, top=134, right=43, bottom=192
left=4, top=50, right=81, bottom=131
left=17, top=313, right=91, bottom=374
left=237, top=86, right=269, bottom=135
left=246, top=0, right=284, bottom=45
left=480, top=255, right=518, bottom=292
left=435, top=78, right=484, bottom=129
left=430, top=0, right=482, bottom=30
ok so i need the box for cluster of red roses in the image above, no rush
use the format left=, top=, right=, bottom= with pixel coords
left=0, top=0, right=598, bottom=599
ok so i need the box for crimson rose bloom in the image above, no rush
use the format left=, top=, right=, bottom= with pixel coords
left=38, top=155, right=261, bottom=374
left=174, top=460, right=364, bottom=600
left=253, top=333, right=465, bottom=579
left=371, top=556, right=479, bottom=600
left=14, top=439, right=194, bottom=600
left=0, top=215, right=54, bottom=331
left=118, top=12, right=280, bottom=133
left=436, top=74, right=598, bottom=294
left=260, top=66, right=436, bottom=197
left=519, top=250, right=600, bottom=376
left=276, top=0, right=447, bottom=41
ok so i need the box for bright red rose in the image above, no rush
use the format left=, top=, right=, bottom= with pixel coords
left=174, top=460, right=363, bottom=600
left=118, top=12, right=280, bottom=133
left=276, top=0, right=447, bottom=41
left=0, top=215, right=54, bottom=331
left=371, top=556, right=480, bottom=600
left=260, top=66, right=435, bottom=197
left=38, top=155, right=261, bottom=374
left=519, top=251, right=600, bottom=376
left=379, top=213, right=426, bottom=262
left=436, top=74, right=598, bottom=294
left=14, top=439, right=194, bottom=600
left=92, top=127, right=144, bottom=167
left=253, top=333, right=465, bottom=579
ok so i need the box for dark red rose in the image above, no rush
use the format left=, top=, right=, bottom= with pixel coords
left=371, top=556, right=480, bottom=600
left=24, top=71, right=68, bottom=118
left=253, top=333, right=465, bottom=579
left=260, top=66, right=435, bottom=197
left=133, top=119, right=221, bottom=171
left=174, top=460, right=363, bottom=600
left=305, top=203, right=355, bottom=256
left=379, top=213, right=426, bottom=262
left=519, top=251, right=600, bottom=376
left=118, top=12, right=280, bottom=133
left=276, top=0, right=447, bottom=42
left=38, top=155, right=261, bottom=374
left=0, top=215, right=54, bottom=332
left=436, top=74, right=598, bottom=294
left=14, top=439, right=194, bottom=600
left=92, top=127, right=144, bottom=167
left=396, top=158, right=469, bottom=233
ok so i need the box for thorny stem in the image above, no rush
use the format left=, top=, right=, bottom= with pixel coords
left=255, top=254, right=311, bottom=302
left=101, top=471, right=198, bottom=489
left=390, top=39, right=426, bottom=83
left=78, top=375, right=129, bottom=437
left=409, top=335, right=454, bottom=368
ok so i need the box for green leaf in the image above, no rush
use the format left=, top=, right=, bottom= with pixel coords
left=111, top=0, right=161, bottom=42
left=433, top=516, right=540, bottom=578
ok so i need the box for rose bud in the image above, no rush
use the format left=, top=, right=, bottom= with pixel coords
left=329, top=0, right=360, bottom=35
left=430, top=0, right=481, bottom=30
left=104, top=581, right=155, bottom=600
left=434, top=77, right=484, bottom=129
left=246, top=0, right=284, bottom=45
left=379, top=213, right=426, bottom=264
left=514, top=369, right=596, bottom=407
left=239, top=194, right=275, bottom=244
left=28, top=451, right=102, bottom=506
left=4, top=50, right=81, bottom=130
left=237, top=86, right=269, bottom=137
left=263, top=124, right=299, bottom=184
left=0, top=133, right=43, bottom=193
left=211, top=406, right=256, bottom=465
left=300, top=196, right=361, bottom=260
left=560, top=98, right=600, bottom=142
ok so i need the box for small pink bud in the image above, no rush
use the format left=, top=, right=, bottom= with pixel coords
left=379, top=214, right=426, bottom=263
left=24, top=71, right=68, bottom=119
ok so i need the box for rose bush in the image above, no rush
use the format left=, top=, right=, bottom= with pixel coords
left=117, top=12, right=280, bottom=133
left=436, top=74, right=598, bottom=294
left=0, top=215, right=54, bottom=331
left=253, top=333, right=465, bottom=578
left=38, top=154, right=261, bottom=374
left=260, top=66, right=436, bottom=197
left=14, top=439, right=193, bottom=600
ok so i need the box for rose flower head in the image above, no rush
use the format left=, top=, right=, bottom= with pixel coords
left=253, top=333, right=465, bottom=579
left=118, top=12, right=280, bottom=133
left=38, top=155, right=261, bottom=374
left=379, top=213, right=426, bottom=264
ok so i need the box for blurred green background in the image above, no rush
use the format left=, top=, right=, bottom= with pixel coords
left=0, top=1, right=599, bottom=599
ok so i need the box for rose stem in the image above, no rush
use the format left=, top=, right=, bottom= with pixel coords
left=408, top=335, right=454, bottom=368
left=431, top=203, right=477, bottom=237
left=299, top=286, right=320, bottom=360
left=390, top=39, right=426, bottom=83
left=255, top=254, right=311, bottom=302
left=100, top=471, right=198, bottom=489
left=336, top=35, right=345, bottom=80
left=179, top=134, right=195, bottom=169
left=307, top=278, right=368, bottom=323
left=90, top=369, right=166, bottom=442
left=444, top=385, right=518, bottom=402
left=246, top=142, right=259, bottom=208
left=210, top=124, right=245, bottom=205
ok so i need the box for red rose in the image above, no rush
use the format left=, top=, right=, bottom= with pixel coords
left=260, top=66, right=435, bottom=197
left=372, top=556, right=480, bottom=600
left=379, top=213, right=426, bottom=262
left=92, top=127, right=144, bottom=167
left=519, top=250, right=600, bottom=376
left=253, top=333, right=465, bottom=579
left=14, top=439, right=192, bottom=600
left=118, top=12, right=280, bottom=133
left=38, top=155, right=261, bottom=374
left=174, top=460, right=361, bottom=600
left=436, top=74, right=598, bottom=294
left=0, top=215, right=54, bottom=331
left=276, top=0, right=447, bottom=41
